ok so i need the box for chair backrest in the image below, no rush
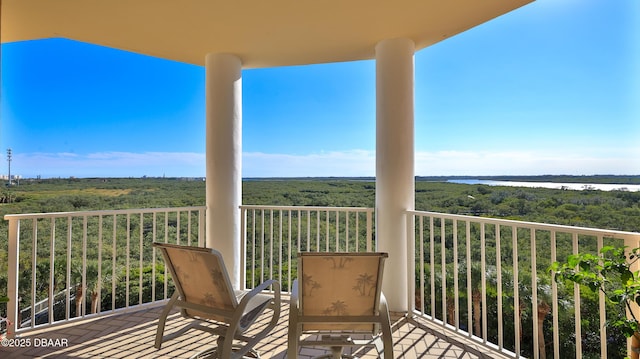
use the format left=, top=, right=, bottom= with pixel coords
left=154, top=243, right=237, bottom=321
left=298, top=252, right=388, bottom=332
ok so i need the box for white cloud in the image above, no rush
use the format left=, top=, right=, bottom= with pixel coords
left=10, top=152, right=206, bottom=178
left=414, top=150, right=640, bottom=176
left=246, top=148, right=640, bottom=177
left=5, top=148, right=638, bottom=178
left=243, top=150, right=375, bottom=177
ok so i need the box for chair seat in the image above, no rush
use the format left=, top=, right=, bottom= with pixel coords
left=236, top=291, right=273, bottom=329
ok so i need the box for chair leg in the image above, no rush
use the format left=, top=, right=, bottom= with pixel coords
left=379, top=295, right=394, bottom=359
left=287, top=323, right=300, bottom=358
left=220, top=331, right=236, bottom=359
left=155, top=292, right=179, bottom=349
left=381, top=324, right=393, bottom=359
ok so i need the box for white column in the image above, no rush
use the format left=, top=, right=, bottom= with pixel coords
left=375, top=38, right=415, bottom=312
left=205, top=53, right=242, bottom=289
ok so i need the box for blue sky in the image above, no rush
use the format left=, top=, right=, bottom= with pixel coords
left=1, top=0, right=638, bottom=178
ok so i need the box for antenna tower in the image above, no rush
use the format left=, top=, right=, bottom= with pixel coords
left=7, top=148, right=12, bottom=186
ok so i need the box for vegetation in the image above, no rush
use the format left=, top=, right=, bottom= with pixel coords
left=0, top=176, right=639, bottom=357
left=551, top=246, right=640, bottom=355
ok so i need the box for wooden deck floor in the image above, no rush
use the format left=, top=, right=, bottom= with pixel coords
left=1, top=302, right=505, bottom=358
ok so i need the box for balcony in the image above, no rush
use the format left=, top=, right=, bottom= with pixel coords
left=3, top=205, right=640, bottom=358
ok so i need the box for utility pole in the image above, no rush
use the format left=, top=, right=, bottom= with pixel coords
left=7, top=148, right=12, bottom=186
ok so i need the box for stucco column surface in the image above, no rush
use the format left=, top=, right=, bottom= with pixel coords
left=375, top=38, right=415, bottom=312
left=205, top=53, right=242, bottom=289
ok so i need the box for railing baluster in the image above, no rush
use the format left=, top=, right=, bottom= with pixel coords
left=49, top=218, right=56, bottom=324
left=531, top=228, right=538, bottom=359
left=269, top=209, right=274, bottom=283
left=316, top=210, right=321, bottom=252
left=240, top=208, right=247, bottom=291
left=81, top=216, right=88, bottom=318
left=429, top=216, right=435, bottom=319
left=366, top=210, right=372, bottom=251
left=481, top=222, right=487, bottom=343
left=625, top=235, right=640, bottom=356
left=513, top=225, right=520, bottom=358
left=112, top=215, right=117, bottom=311
left=251, top=209, right=256, bottom=289
left=97, top=215, right=103, bottom=315
left=163, top=212, right=169, bottom=299
left=288, top=209, right=292, bottom=293
left=7, top=218, right=20, bottom=337
left=306, top=209, right=311, bottom=251
left=550, top=230, right=559, bottom=358
left=278, top=210, right=283, bottom=288
left=598, top=235, right=607, bottom=359
left=126, top=214, right=130, bottom=309
left=453, top=219, right=459, bottom=330
left=466, top=220, right=472, bottom=338
left=298, top=210, right=302, bottom=253
left=441, top=217, right=446, bottom=328
left=66, top=217, right=72, bottom=321
left=139, top=213, right=144, bottom=305
left=335, top=211, right=340, bottom=251
left=152, top=212, right=157, bottom=302
left=496, top=224, right=503, bottom=349
left=419, top=215, right=425, bottom=314
left=31, top=218, right=37, bottom=327
left=176, top=210, right=181, bottom=245
left=345, top=211, right=350, bottom=252
left=187, top=210, right=192, bottom=246
left=260, top=210, right=265, bottom=284
left=572, top=232, right=581, bottom=358
left=198, top=208, right=206, bottom=247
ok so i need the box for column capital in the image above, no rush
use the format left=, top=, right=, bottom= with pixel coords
left=375, top=38, right=415, bottom=55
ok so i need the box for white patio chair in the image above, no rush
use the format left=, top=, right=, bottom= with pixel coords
left=153, top=242, right=281, bottom=359
left=288, top=252, right=393, bottom=358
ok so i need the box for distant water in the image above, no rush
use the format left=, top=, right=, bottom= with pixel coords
left=448, top=179, right=640, bottom=192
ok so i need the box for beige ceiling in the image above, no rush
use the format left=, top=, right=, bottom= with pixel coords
left=1, top=0, right=533, bottom=68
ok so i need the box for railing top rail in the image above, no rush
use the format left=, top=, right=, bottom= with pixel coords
left=407, top=209, right=640, bottom=240
left=3, top=206, right=207, bottom=221
left=240, top=204, right=374, bottom=212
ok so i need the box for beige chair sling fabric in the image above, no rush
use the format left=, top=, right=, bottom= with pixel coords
left=289, top=252, right=393, bottom=358
left=154, top=243, right=281, bottom=359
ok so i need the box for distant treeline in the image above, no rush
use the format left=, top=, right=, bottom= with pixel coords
left=245, top=175, right=640, bottom=184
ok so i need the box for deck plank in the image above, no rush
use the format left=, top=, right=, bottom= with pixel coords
left=1, top=302, right=497, bottom=358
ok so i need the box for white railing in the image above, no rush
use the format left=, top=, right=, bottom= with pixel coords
left=4, top=206, right=206, bottom=337
left=407, top=210, right=640, bottom=359
left=6, top=204, right=639, bottom=359
left=240, top=205, right=375, bottom=292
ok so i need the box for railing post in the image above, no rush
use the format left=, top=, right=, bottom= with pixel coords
left=6, top=217, right=20, bottom=338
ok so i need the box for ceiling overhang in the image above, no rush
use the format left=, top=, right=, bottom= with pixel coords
left=1, top=0, right=534, bottom=68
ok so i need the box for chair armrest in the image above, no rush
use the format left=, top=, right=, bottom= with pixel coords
left=246, top=279, right=281, bottom=299
left=237, top=279, right=282, bottom=312
left=379, top=292, right=389, bottom=313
